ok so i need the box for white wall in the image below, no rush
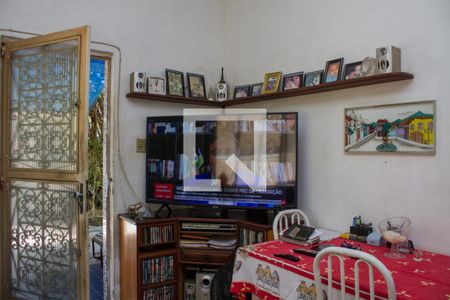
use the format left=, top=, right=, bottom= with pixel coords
left=1, top=0, right=450, bottom=297
left=224, top=0, right=450, bottom=254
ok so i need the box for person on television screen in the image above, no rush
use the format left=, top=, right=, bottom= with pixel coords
left=208, top=132, right=267, bottom=189
left=208, top=133, right=239, bottom=187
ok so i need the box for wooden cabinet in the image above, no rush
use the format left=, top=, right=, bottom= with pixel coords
left=119, top=214, right=272, bottom=300
left=120, top=216, right=178, bottom=300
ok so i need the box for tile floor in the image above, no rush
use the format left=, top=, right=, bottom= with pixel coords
left=90, top=259, right=103, bottom=300
left=89, top=225, right=103, bottom=300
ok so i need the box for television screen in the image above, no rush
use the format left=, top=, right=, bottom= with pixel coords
left=146, top=113, right=298, bottom=209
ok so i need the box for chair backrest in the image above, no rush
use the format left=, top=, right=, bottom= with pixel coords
left=272, top=209, right=311, bottom=239
left=313, top=247, right=396, bottom=300
left=210, top=260, right=235, bottom=300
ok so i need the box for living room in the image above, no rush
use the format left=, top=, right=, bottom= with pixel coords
left=0, top=1, right=449, bottom=299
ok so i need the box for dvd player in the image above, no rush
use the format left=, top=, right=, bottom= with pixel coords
left=181, top=222, right=237, bottom=232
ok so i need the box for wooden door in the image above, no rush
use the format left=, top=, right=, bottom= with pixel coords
left=1, top=26, right=90, bottom=299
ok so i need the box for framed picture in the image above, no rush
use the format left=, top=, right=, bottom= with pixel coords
left=250, top=82, right=263, bottom=96
left=343, top=61, right=363, bottom=80
left=344, top=100, right=436, bottom=155
left=262, top=72, right=282, bottom=94
left=165, top=69, right=185, bottom=96
left=187, top=73, right=207, bottom=99
left=147, top=77, right=165, bottom=95
left=234, top=84, right=251, bottom=99
left=324, top=58, right=344, bottom=83
left=303, top=70, right=323, bottom=87
left=282, top=72, right=304, bottom=90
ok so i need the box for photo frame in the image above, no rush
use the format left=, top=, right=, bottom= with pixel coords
left=233, top=84, right=251, bottom=99
left=187, top=72, right=207, bottom=99
left=165, top=69, right=185, bottom=97
left=282, top=72, right=304, bottom=90
left=343, top=61, right=363, bottom=80
left=324, top=58, right=344, bottom=83
left=250, top=82, right=263, bottom=96
left=147, top=77, right=165, bottom=95
left=344, top=100, right=436, bottom=155
left=262, top=71, right=282, bottom=94
left=303, top=70, right=324, bottom=87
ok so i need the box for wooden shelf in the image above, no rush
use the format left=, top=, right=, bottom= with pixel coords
left=141, top=279, right=178, bottom=290
left=127, top=72, right=413, bottom=107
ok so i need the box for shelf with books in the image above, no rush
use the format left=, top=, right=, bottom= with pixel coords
left=238, top=220, right=273, bottom=246
left=140, top=252, right=177, bottom=287
left=239, top=228, right=265, bottom=246
left=140, top=223, right=175, bottom=246
left=142, top=283, right=176, bottom=300
left=140, top=280, right=178, bottom=289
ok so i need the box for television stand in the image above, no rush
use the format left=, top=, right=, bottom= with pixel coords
left=118, top=213, right=274, bottom=299
left=155, top=203, right=172, bottom=218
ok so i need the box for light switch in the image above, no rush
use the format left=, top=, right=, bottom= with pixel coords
left=136, top=138, right=146, bottom=153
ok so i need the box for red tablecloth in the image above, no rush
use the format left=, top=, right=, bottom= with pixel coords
left=231, top=238, right=450, bottom=299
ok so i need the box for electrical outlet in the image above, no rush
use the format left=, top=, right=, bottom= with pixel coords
left=136, top=138, right=146, bottom=153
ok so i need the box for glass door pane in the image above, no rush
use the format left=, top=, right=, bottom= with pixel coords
left=10, top=180, right=78, bottom=300
left=9, top=39, right=79, bottom=171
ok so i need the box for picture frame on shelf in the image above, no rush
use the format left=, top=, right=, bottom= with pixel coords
left=344, top=100, right=436, bottom=155
left=233, top=84, right=251, bottom=99
left=343, top=61, right=363, bottom=80
left=303, top=70, right=324, bottom=87
left=250, top=82, right=263, bottom=96
left=165, top=69, right=185, bottom=96
left=282, top=72, right=304, bottom=90
left=147, top=77, right=166, bottom=95
left=324, top=58, right=344, bottom=83
left=262, top=71, right=282, bottom=94
left=187, top=72, right=207, bottom=99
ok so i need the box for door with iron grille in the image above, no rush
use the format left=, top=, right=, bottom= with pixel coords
left=1, top=26, right=90, bottom=300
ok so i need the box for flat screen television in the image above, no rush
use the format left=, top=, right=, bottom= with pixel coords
left=146, top=112, right=298, bottom=209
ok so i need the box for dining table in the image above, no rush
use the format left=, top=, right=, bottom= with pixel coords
left=231, top=236, right=450, bottom=299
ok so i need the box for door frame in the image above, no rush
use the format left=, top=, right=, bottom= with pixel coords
left=0, top=26, right=90, bottom=299
left=90, top=50, right=115, bottom=300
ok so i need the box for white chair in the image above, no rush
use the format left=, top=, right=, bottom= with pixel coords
left=313, top=247, right=396, bottom=300
left=272, top=209, right=311, bottom=239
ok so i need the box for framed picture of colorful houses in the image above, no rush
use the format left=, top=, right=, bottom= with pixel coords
left=344, top=100, right=436, bottom=155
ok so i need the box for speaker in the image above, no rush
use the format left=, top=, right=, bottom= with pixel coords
left=216, top=83, right=227, bottom=101
left=184, top=278, right=196, bottom=300
left=130, top=72, right=147, bottom=93
left=376, top=46, right=401, bottom=73
left=196, top=272, right=215, bottom=300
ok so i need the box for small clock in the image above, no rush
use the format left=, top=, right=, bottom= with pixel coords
left=147, top=77, right=165, bottom=95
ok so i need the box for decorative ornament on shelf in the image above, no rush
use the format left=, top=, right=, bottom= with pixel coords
left=378, top=216, right=411, bottom=259
left=216, top=67, right=228, bottom=101
left=128, top=202, right=143, bottom=219
left=361, top=57, right=379, bottom=77
left=207, top=86, right=215, bottom=101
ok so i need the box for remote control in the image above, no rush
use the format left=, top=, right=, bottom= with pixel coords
left=273, top=253, right=300, bottom=262
left=293, top=248, right=319, bottom=257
